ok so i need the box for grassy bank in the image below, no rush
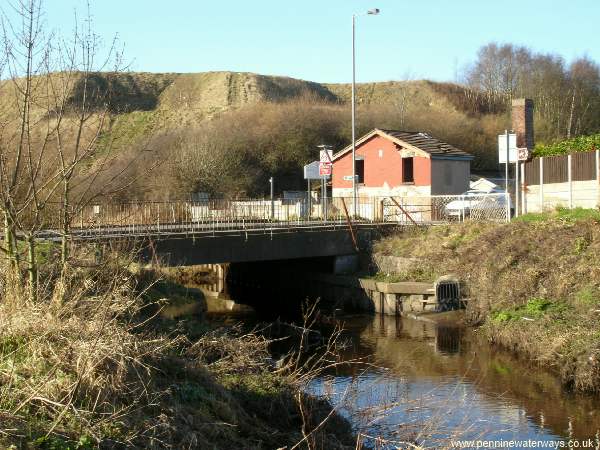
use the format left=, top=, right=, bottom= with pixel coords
left=0, top=260, right=354, bottom=449
left=373, top=208, right=600, bottom=393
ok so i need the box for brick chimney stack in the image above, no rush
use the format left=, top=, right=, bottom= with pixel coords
left=511, top=98, right=534, bottom=150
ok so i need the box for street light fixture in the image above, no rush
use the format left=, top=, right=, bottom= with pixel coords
left=352, top=8, right=380, bottom=216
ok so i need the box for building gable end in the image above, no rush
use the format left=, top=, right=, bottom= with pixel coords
left=333, top=129, right=432, bottom=161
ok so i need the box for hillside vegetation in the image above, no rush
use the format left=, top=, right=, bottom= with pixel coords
left=2, top=64, right=598, bottom=199
left=2, top=70, right=512, bottom=199
left=116, top=72, right=515, bottom=197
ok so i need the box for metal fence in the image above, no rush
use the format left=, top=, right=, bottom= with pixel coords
left=73, top=197, right=374, bottom=228
left=30, top=193, right=509, bottom=239
left=381, top=193, right=509, bottom=224
left=53, top=197, right=378, bottom=238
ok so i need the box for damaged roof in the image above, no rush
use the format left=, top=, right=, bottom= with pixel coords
left=332, top=128, right=474, bottom=160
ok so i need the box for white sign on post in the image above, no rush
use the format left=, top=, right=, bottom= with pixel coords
left=498, top=133, right=517, bottom=163
left=517, top=148, right=531, bottom=161
left=320, top=149, right=333, bottom=163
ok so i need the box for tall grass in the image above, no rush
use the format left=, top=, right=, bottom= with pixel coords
left=0, top=260, right=180, bottom=447
left=0, top=255, right=359, bottom=449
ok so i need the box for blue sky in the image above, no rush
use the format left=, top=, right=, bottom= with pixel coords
left=11, top=0, right=600, bottom=83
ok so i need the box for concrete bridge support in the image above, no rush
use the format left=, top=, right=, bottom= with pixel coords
left=333, top=255, right=360, bottom=275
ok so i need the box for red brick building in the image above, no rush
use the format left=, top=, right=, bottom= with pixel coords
left=331, top=129, right=473, bottom=197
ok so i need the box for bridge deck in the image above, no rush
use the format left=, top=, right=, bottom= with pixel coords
left=36, top=220, right=413, bottom=241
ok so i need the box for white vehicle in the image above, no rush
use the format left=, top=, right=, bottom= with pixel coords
left=445, top=190, right=511, bottom=219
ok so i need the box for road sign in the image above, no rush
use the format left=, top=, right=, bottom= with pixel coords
left=320, top=149, right=333, bottom=163
left=343, top=175, right=354, bottom=181
left=319, top=163, right=332, bottom=176
left=498, top=133, right=517, bottom=163
left=517, top=148, right=531, bottom=161
left=304, top=161, right=329, bottom=179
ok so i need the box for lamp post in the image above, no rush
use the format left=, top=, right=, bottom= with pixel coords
left=269, top=177, right=274, bottom=219
left=352, top=8, right=380, bottom=216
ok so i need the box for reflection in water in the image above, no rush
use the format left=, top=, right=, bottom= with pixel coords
left=191, top=281, right=254, bottom=315
left=161, top=300, right=204, bottom=320
left=308, top=314, right=600, bottom=447
left=435, top=325, right=461, bottom=354
left=160, top=277, right=254, bottom=320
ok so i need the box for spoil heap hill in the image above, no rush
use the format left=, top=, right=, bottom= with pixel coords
left=0, top=71, right=505, bottom=198
left=0, top=71, right=491, bottom=127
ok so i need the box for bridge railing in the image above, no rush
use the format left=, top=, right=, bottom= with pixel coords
left=32, top=193, right=508, bottom=237
left=65, top=196, right=382, bottom=235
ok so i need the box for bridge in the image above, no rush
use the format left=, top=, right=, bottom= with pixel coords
left=33, top=195, right=507, bottom=266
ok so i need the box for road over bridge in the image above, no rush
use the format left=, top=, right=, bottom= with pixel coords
left=39, top=219, right=398, bottom=266
left=32, top=195, right=505, bottom=266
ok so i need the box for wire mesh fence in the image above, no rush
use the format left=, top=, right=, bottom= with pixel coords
left=381, top=193, right=510, bottom=224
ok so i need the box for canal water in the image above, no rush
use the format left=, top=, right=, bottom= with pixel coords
left=307, top=314, right=600, bottom=448
left=178, top=278, right=600, bottom=448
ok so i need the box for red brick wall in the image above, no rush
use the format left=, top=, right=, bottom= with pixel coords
left=512, top=98, right=535, bottom=150
left=332, top=135, right=431, bottom=189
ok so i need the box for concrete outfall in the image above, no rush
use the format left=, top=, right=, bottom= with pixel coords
left=288, top=271, right=462, bottom=317
left=358, top=276, right=460, bottom=315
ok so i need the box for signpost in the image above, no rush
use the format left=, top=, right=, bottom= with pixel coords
left=499, top=131, right=516, bottom=218
left=319, top=148, right=333, bottom=208
left=319, top=162, right=332, bottom=176
left=517, top=148, right=531, bottom=161
left=320, top=149, right=333, bottom=163
left=304, top=159, right=331, bottom=221
left=304, top=161, right=327, bottom=180
left=317, top=147, right=334, bottom=221
left=498, top=132, right=531, bottom=218
left=498, top=133, right=517, bottom=164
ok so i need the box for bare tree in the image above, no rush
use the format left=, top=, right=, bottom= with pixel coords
left=0, top=0, right=139, bottom=303
left=465, top=42, right=600, bottom=142
left=566, top=57, right=600, bottom=138
left=392, top=72, right=415, bottom=128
